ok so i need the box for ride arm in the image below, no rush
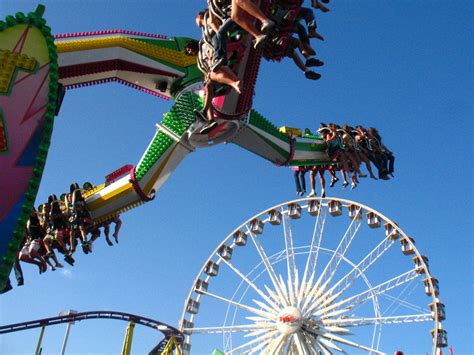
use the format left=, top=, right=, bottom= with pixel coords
left=84, top=97, right=331, bottom=223
left=55, top=31, right=201, bottom=99
left=229, top=110, right=331, bottom=167
left=83, top=92, right=202, bottom=223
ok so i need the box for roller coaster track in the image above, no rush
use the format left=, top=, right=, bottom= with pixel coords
left=0, top=310, right=184, bottom=354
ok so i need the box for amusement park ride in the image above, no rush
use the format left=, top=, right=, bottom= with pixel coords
left=0, top=2, right=448, bottom=354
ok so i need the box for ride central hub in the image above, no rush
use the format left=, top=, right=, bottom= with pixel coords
left=276, top=307, right=303, bottom=335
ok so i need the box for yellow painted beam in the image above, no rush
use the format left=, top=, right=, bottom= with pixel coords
left=55, top=36, right=196, bottom=67
left=121, top=322, right=135, bottom=355
left=93, top=200, right=145, bottom=224
left=87, top=182, right=134, bottom=211
left=162, top=336, right=181, bottom=355
left=82, top=183, right=106, bottom=199
left=143, top=144, right=179, bottom=195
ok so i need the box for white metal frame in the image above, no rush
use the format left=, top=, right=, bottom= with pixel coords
left=180, top=198, right=443, bottom=354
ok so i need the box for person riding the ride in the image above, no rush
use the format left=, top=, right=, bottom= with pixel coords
left=49, top=197, right=75, bottom=265
left=193, top=10, right=242, bottom=134
left=343, top=124, right=377, bottom=180
left=68, top=188, right=92, bottom=255
left=369, top=127, right=395, bottom=177
left=20, top=208, right=48, bottom=274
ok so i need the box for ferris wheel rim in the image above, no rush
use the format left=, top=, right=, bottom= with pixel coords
left=180, top=197, right=443, bottom=354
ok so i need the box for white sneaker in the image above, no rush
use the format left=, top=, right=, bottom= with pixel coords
left=254, top=35, right=267, bottom=50
left=261, top=20, right=275, bottom=34
left=308, top=191, right=316, bottom=197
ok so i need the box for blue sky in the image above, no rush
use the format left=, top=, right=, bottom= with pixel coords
left=0, top=1, right=472, bottom=354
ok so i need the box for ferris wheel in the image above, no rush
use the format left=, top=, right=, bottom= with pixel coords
left=180, top=198, right=447, bottom=354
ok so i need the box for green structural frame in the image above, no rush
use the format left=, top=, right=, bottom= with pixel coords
left=135, top=92, right=203, bottom=180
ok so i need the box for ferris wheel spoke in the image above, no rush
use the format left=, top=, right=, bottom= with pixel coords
left=264, top=285, right=285, bottom=307
left=286, top=335, right=299, bottom=354
left=301, top=276, right=331, bottom=317
left=292, top=269, right=300, bottom=308
left=287, top=272, right=296, bottom=307
left=253, top=299, right=278, bottom=315
left=227, top=329, right=279, bottom=354
left=247, top=335, right=274, bottom=354
left=303, top=333, right=323, bottom=355
left=300, top=270, right=317, bottom=310
left=303, top=211, right=363, bottom=314
left=189, top=323, right=276, bottom=334
left=314, top=340, right=333, bottom=355
left=318, top=337, right=344, bottom=353
left=381, top=293, right=427, bottom=314
left=282, top=212, right=298, bottom=304
left=278, top=274, right=290, bottom=305
left=264, top=333, right=288, bottom=354
left=302, top=332, right=318, bottom=355
left=322, top=325, right=352, bottom=335
left=246, top=325, right=277, bottom=339
left=382, top=277, right=417, bottom=316
left=299, top=208, right=327, bottom=306
left=247, top=227, right=290, bottom=305
left=294, top=331, right=311, bottom=355
left=199, top=290, right=277, bottom=320
left=286, top=335, right=296, bottom=353
left=306, top=285, right=348, bottom=319
left=316, top=210, right=363, bottom=286
left=323, top=313, right=433, bottom=327
left=317, top=235, right=396, bottom=311
left=313, top=329, right=384, bottom=354
left=219, top=257, right=281, bottom=310
left=316, top=269, right=419, bottom=319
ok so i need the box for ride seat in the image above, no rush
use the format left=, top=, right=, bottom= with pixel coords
left=307, top=200, right=320, bottom=216
left=429, top=301, right=446, bottom=321
left=327, top=200, right=342, bottom=217
left=288, top=203, right=302, bottom=219
left=400, top=237, right=415, bottom=255
left=423, top=277, right=439, bottom=296
left=268, top=209, right=282, bottom=225
left=430, top=325, right=448, bottom=348
left=233, top=231, right=247, bottom=246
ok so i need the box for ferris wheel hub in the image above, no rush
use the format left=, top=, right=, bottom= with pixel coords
left=276, top=307, right=303, bottom=335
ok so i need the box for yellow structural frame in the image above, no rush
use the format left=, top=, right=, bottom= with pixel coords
left=143, top=144, right=179, bottom=195
left=121, top=322, right=135, bottom=355
left=161, top=336, right=182, bottom=355
left=55, top=36, right=196, bottom=67
left=82, top=183, right=106, bottom=199
left=87, top=182, right=135, bottom=211
left=84, top=142, right=180, bottom=221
